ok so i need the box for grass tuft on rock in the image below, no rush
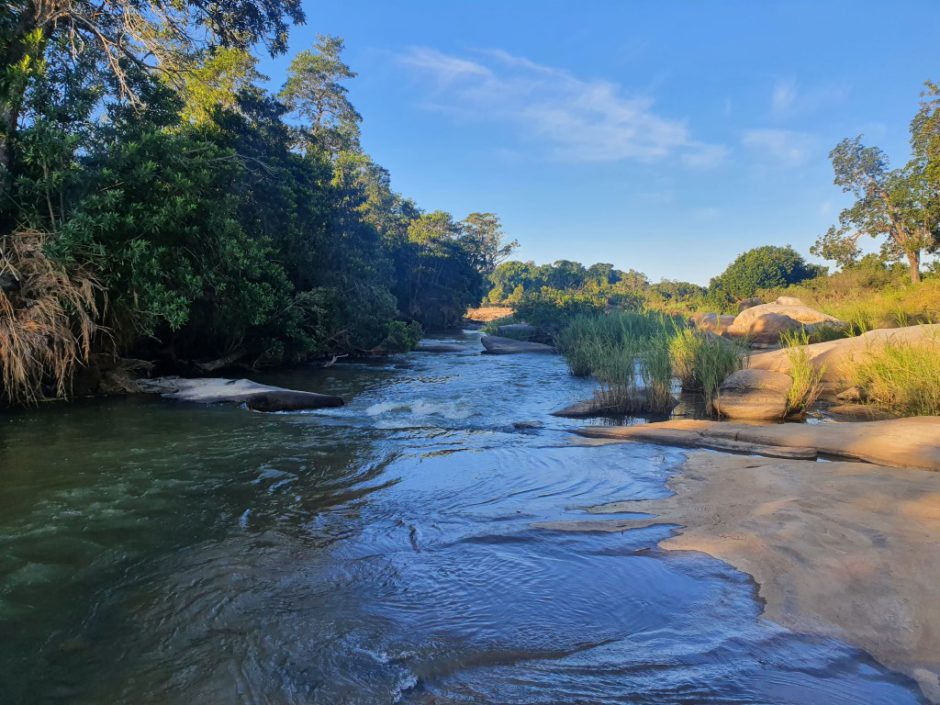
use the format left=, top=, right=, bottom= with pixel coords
left=851, top=339, right=940, bottom=416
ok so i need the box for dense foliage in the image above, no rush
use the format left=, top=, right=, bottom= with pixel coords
left=0, top=17, right=515, bottom=401
left=706, top=245, right=822, bottom=307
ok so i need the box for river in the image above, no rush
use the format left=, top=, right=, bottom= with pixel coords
left=0, top=330, right=924, bottom=704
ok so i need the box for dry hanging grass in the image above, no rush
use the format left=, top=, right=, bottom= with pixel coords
left=0, top=231, right=103, bottom=405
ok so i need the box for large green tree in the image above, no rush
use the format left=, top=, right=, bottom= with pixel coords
left=813, top=133, right=938, bottom=284
left=709, top=245, right=819, bottom=302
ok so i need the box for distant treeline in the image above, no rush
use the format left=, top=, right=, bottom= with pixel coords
left=486, top=245, right=824, bottom=317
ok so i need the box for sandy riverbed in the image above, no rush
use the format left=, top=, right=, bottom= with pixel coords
left=541, top=450, right=940, bottom=702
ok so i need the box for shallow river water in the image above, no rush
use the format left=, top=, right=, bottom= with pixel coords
left=0, top=330, right=926, bottom=704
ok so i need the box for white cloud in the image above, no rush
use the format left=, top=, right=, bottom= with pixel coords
left=398, top=47, right=723, bottom=165
left=770, top=78, right=848, bottom=119
left=742, top=128, right=816, bottom=167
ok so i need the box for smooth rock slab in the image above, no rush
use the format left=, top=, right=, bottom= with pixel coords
left=139, top=377, right=344, bottom=412
left=480, top=335, right=554, bottom=354
left=574, top=416, right=940, bottom=471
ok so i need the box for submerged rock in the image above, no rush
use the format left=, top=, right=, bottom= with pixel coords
left=139, top=377, right=344, bottom=412
left=713, top=368, right=793, bottom=421
left=416, top=343, right=465, bottom=353
left=480, top=335, right=554, bottom=354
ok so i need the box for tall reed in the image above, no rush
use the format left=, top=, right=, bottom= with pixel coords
left=780, top=329, right=825, bottom=417
left=668, top=328, right=747, bottom=410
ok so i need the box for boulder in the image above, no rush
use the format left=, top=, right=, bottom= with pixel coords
left=748, top=324, right=940, bottom=397
left=727, top=299, right=844, bottom=346
left=690, top=312, right=736, bottom=334
left=731, top=311, right=805, bottom=347
left=138, top=377, right=344, bottom=412
left=480, top=335, right=554, bottom=354
left=713, top=368, right=793, bottom=421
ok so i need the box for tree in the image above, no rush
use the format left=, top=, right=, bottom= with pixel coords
left=0, top=0, right=304, bottom=210
left=459, top=212, right=517, bottom=278
left=280, top=35, right=362, bottom=155
left=709, top=245, right=819, bottom=301
left=813, top=136, right=938, bottom=283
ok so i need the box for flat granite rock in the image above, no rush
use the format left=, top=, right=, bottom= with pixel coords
left=139, top=377, right=344, bottom=412
left=574, top=416, right=940, bottom=471
left=480, top=335, right=554, bottom=354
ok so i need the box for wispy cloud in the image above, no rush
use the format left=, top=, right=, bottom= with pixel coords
left=399, top=47, right=724, bottom=165
left=770, top=78, right=848, bottom=119
left=741, top=128, right=816, bottom=167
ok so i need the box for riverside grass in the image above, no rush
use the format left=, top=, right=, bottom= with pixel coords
left=852, top=339, right=940, bottom=416
left=668, top=328, right=748, bottom=410
left=780, top=329, right=825, bottom=417
left=557, top=311, right=746, bottom=416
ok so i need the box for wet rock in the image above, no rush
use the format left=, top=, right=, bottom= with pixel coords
left=139, top=377, right=344, bottom=412
left=480, top=335, right=554, bottom=354
left=417, top=343, right=465, bottom=353
left=713, top=368, right=793, bottom=421
left=512, top=420, right=543, bottom=430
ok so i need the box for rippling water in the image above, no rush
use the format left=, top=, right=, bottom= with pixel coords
left=0, top=331, right=925, bottom=704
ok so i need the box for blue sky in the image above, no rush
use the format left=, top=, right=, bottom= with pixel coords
left=257, top=1, right=940, bottom=284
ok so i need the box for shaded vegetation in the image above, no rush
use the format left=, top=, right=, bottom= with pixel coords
left=0, top=21, right=515, bottom=404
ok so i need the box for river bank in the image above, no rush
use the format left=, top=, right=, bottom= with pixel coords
left=545, top=448, right=940, bottom=702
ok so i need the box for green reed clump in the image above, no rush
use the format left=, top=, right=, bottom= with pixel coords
left=668, top=328, right=747, bottom=410
left=852, top=339, right=940, bottom=416
left=557, top=311, right=681, bottom=415
left=780, top=329, right=825, bottom=417
left=640, top=335, right=676, bottom=414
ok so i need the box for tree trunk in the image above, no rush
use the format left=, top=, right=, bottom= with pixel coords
left=906, top=249, right=922, bottom=284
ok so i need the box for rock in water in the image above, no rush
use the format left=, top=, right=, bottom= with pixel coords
left=139, top=377, right=344, bottom=412
left=416, top=343, right=465, bottom=353
left=480, top=335, right=554, bottom=354
left=713, top=368, right=793, bottom=421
